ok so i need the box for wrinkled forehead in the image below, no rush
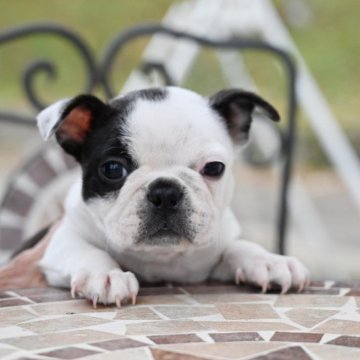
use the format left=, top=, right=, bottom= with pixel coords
left=120, top=88, right=232, bottom=166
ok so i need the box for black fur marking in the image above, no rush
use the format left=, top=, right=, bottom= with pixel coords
left=209, top=88, right=280, bottom=144
left=53, top=88, right=168, bottom=201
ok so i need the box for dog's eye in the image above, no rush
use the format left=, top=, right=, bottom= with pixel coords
left=201, top=162, right=225, bottom=178
left=100, top=160, right=128, bottom=181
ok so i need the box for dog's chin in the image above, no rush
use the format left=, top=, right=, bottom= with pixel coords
left=140, top=229, right=191, bottom=247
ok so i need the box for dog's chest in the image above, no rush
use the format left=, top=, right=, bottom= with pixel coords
left=114, top=245, right=222, bottom=283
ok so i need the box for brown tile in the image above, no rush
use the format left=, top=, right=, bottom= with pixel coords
left=12, top=287, right=66, bottom=296
left=115, top=306, right=161, bottom=320
left=0, top=307, right=37, bottom=326
left=0, top=227, right=23, bottom=249
left=284, top=308, right=338, bottom=328
left=136, top=295, right=188, bottom=305
left=40, top=346, right=99, bottom=359
left=217, top=303, right=279, bottom=320
left=151, top=348, right=211, bottom=360
left=91, top=338, right=148, bottom=350
left=210, top=332, right=263, bottom=342
left=327, top=335, right=360, bottom=348
left=274, top=294, right=348, bottom=308
left=138, top=287, right=184, bottom=296
left=248, top=345, right=313, bottom=360
left=126, top=320, right=206, bottom=336
left=149, top=334, right=203, bottom=344
left=347, top=289, right=360, bottom=296
left=154, top=306, right=218, bottom=319
left=13, top=287, right=73, bottom=303
left=0, top=298, right=31, bottom=308
left=30, top=299, right=113, bottom=316
left=19, top=314, right=111, bottom=334
left=4, top=188, right=33, bottom=217
left=192, top=293, right=275, bottom=304
left=182, top=284, right=248, bottom=294
left=0, top=291, right=11, bottom=299
left=271, top=332, right=323, bottom=343
left=313, top=319, right=360, bottom=336
left=28, top=292, right=74, bottom=303
left=332, top=281, right=360, bottom=288
left=301, top=288, right=340, bottom=295
left=27, top=157, right=57, bottom=187
left=199, top=321, right=298, bottom=332
left=1, top=329, right=119, bottom=350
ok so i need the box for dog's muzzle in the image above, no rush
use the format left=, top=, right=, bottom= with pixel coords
left=136, top=178, right=194, bottom=245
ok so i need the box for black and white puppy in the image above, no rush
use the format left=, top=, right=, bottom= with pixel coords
left=37, top=86, right=309, bottom=307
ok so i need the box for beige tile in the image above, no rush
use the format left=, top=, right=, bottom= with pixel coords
left=0, top=348, right=16, bottom=358
left=1, top=329, right=120, bottom=350
left=199, top=321, right=298, bottom=332
left=136, top=295, right=188, bottom=305
left=353, top=297, right=360, bottom=308
left=285, top=308, right=338, bottom=328
left=126, top=320, right=206, bottom=336
left=30, top=299, right=116, bottom=316
left=306, top=344, right=360, bottom=360
left=154, top=306, right=218, bottom=319
left=115, top=306, right=161, bottom=320
left=275, top=295, right=348, bottom=308
left=85, top=347, right=154, bottom=360
left=217, top=304, right=279, bottom=320
left=157, top=342, right=283, bottom=359
left=0, top=308, right=37, bottom=327
left=191, top=293, right=275, bottom=304
left=312, top=319, right=360, bottom=336
left=19, top=314, right=112, bottom=334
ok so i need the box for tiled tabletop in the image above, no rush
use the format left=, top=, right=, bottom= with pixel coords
left=0, top=281, right=360, bottom=360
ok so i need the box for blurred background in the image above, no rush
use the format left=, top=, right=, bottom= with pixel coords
left=0, top=0, right=359, bottom=279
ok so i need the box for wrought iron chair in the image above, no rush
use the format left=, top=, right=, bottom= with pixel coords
left=0, top=23, right=298, bottom=263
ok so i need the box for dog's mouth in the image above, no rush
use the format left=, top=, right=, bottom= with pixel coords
left=137, top=221, right=193, bottom=246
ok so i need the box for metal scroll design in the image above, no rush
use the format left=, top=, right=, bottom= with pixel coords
left=0, top=23, right=98, bottom=126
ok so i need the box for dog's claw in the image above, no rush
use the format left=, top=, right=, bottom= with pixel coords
left=71, top=287, right=76, bottom=299
left=235, top=269, right=245, bottom=285
left=131, top=294, right=137, bottom=305
left=115, top=295, right=122, bottom=308
left=92, top=295, right=99, bottom=309
left=281, top=282, right=291, bottom=294
left=261, top=282, right=268, bottom=293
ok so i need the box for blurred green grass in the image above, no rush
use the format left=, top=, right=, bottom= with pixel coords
left=0, top=0, right=359, bottom=166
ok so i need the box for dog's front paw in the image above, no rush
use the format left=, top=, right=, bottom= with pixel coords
left=71, top=269, right=139, bottom=308
left=235, top=255, right=310, bottom=294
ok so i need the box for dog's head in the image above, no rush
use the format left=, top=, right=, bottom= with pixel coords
left=37, top=87, right=279, bottom=251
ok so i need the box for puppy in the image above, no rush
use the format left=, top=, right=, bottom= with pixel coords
left=37, top=86, right=309, bottom=307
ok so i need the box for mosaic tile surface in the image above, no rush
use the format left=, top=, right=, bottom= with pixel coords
left=0, top=281, right=360, bottom=359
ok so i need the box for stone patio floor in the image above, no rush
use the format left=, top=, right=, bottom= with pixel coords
left=1, top=281, right=360, bottom=359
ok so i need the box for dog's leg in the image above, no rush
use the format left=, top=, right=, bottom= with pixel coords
left=39, top=224, right=139, bottom=307
left=212, top=240, right=310, bottom=293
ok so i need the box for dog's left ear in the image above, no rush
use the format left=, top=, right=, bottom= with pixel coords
left=209, top=89, right=280, bottom=144
left=37, top=95, right=109, bottom=161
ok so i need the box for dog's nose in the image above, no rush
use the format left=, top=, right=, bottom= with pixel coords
left=147, top=179, right=183, bottom=210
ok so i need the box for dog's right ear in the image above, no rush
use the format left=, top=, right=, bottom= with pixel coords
left=37, top=95, right=108, bottom=161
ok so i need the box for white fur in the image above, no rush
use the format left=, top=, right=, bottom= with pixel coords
left=37, top=99, right=69, bottom=140
left=38, top=87, right=309, bottom=306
